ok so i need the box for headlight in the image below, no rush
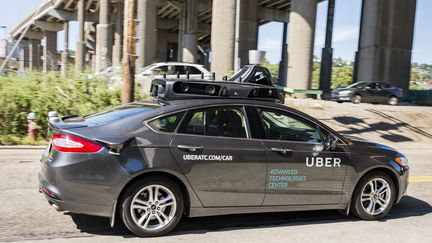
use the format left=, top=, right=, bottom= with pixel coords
left=338, top=90, right=352, bottom=95
left=394, top=156, right=408, bottom=166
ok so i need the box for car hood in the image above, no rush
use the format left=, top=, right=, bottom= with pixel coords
left=333, top=87, right=352, bottom=92
left=342, top=134, right=398, bottom=152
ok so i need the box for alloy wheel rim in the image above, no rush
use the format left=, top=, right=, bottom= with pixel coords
left=353, top=96, right=361, bottom=103
left=130, top=185, right=177, bottom=231
left=389, top=97, right=398, bottom=105
left=360, top=178, right=391, bottom=216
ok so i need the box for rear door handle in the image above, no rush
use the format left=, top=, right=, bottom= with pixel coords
left=177, top=144, right=203, bottom=152
left=271, top=147, right=293, bottom=154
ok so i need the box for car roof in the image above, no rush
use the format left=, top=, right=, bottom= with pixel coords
left=147, top=98, right=288, bottom=114
left=153, top=62, right=204, bottom=66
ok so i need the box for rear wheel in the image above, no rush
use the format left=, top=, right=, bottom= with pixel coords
left=351, top=95, right=362, bottom=104
left=351, top=172, right=396, bottom=220
left=387, top=96, right=399, bottom=105
left=120, top=177, right=184, bottom=237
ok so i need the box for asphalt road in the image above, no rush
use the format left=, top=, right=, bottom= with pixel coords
left=0, top=147, right=431, bottom=243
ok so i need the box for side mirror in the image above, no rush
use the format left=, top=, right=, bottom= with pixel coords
left=325, top=134, right=338, bottom=150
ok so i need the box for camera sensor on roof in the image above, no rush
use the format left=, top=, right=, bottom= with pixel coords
left=150, top=79, right=282, bottom=102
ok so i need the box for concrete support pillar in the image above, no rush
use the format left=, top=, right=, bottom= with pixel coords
left=43, top=31, right=57, bottom=73
left=319, top=0, right=335, bottom=92
left=286, top=0, right=318, bottom=90
left=76, top=0, right=86, bottom=71
left=19, top=40, right=29, bottom=71
left=112, top=1, right=124, bottom=67
left=136, top=0, right=158, bottom=69
left=211, top=0, right=236, bottom=79
left=278, top=22, right=288, bottom=86
left=28, top=39, right=41, bottom=70
left=61, top=22, right=69, bottom=76
left=181, top=0, right=198, bottom=63
left=95, top=0, right=113, bottom=72
left=356, top=0, right=416, bottom=91
left=236, top=0, right=258, bottom=68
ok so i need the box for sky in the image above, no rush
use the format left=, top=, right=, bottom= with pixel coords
left=1, top=0, right=431, bottom=64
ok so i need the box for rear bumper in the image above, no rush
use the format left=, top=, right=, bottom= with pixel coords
left=39, top=173, right=113, bottom=217
left=39, top=149, right=131, bottom=218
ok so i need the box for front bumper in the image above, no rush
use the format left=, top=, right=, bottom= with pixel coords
left=331, top=93, right=351, bottom=101
left=395, top=164, right=409, bottom=203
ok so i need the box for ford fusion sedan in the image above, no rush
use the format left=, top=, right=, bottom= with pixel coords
left=39, top=80, right=409, bottom=237
left=331, top=81, right=403, bottom=105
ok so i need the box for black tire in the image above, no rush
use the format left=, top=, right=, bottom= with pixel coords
left=120, top=176, right=184, bottom=237
left=387, top=96, right=399, bottom=106
left=351, top=94, right=362, bottom=104
left=350, top=172, right=396, bottom=220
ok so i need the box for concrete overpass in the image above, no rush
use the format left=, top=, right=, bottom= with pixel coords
left=9, top=0, right=417, bottom=92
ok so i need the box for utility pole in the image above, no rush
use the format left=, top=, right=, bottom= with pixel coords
left=121, top=0, right=137, bottom=104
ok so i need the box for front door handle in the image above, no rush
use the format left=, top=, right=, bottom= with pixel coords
left=177, top=144, right=203, bottom=152
left=271, top=147, right=293, bottom=154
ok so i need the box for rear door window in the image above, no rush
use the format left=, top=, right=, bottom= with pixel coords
left=178, top=107, right=249, bottom=138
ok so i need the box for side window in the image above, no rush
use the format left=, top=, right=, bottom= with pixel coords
left=187, top=66, right=202, bottom=75
left=175, top=65, right=187, bottom=75
left=378, top=83, right=391, bottom=89
left=148, top=112, right=184, bottom=133
left=257, top=108, right=322, bottom=143
left=179, top=107, right=248, bottom=138
left=366, top=83, right=377, bottom=89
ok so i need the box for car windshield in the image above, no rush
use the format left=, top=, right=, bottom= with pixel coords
left=229, top=67, right=249, bottom=81
left=138, top=64, right=158, bottom=73
left=346, top=82, right=369, bottom=89
left=83, top=104, right=160, bottom=125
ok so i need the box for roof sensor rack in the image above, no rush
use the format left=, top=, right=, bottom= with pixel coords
left=150, top=79, right=283, bottom=102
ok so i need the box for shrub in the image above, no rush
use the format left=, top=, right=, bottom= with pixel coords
left=0, top=70, right=146, bottom=144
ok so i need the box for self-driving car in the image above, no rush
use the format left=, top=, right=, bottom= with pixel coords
left=39, top=79, right=409, bottom=237
left=331, top=81, right=403, bottom=105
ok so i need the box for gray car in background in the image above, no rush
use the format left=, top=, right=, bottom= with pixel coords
left=331, top=81, right=404, bottom=105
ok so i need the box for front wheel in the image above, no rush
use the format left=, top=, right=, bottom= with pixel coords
left=120, top=177, right=184, bottom=237
left=351, top=172, right=396, bottom=220
left=351, top=95, right=362, bottom=104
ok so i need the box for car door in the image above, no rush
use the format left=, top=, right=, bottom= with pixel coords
left=246, top=106, right=348, bottom=206
left=376, top=83, right=392, bottom=103
left=169, top=105, right=267, bottom=207
left=363, top=83, right=380, bottom=102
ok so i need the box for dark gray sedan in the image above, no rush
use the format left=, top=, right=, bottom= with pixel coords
left=39, top=81, right=409, bottom=237
left=331, top=81, right=404, bottom=105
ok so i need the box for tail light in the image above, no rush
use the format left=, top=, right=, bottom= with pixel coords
left=51, top=134, right=102, bottom=153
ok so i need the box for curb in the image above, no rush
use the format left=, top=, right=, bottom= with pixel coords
left=0, top=146, right=46, bottom=149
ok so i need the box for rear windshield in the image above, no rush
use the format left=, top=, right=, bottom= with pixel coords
left=84, top=104, right=159, bottom=125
